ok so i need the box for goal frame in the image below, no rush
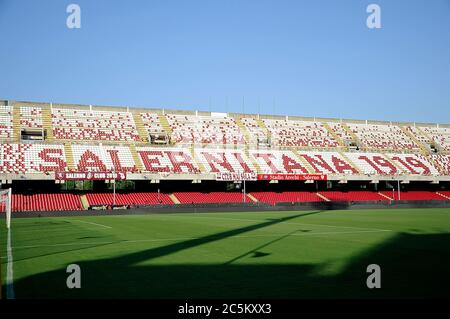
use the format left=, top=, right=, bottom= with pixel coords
left=0, top=188, right=12, bottom=229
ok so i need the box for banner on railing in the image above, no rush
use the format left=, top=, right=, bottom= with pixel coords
left=257, top=174, right=327, bottom=181
left=215, top=172, right=258, bottom=181
left=55, top=171, right=127, bottom=181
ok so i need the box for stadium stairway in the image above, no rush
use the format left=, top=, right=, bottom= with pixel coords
left=378, top=192, right=393, bottom=200
left=400, top=126, right=430, bottom=155
left=247, top=193, right=258, bottom=202
left=291, top=149, right=315, bottom=173
left=380, top=191, right=446, bottom=201
left=235, top=117, right=252, bottom=144
left=318, top=191, right=387, bottom=202
left=64, top=143, right=76, bottom=170
left=415, top=126, right=434, bottom=145
left=380, top=153, right=404, bottom=173
left=12, top=105, right=21, bottom=142
left=338, top=151, right=362, bottom=174
left=129, top=144, right=144, bottom=172
left=190, top=146, right=207, bottom=173
left=132, top=112, right=149, bottom=142
left=80, top=195, right=90, bottom=210
left=245, top=148, right=262, bottom=174
left=255, top=118, right=270, bottom=139
left=42, top=105, right=54, bottom=140
left=322, top=122, right=345, bottom=148
left=158, top=114, right=173, bottom=140
left=436, top=192, right=450, bottom=200
left=316, top=193, right=330, bottom=201
left=340, top=122, right=360, bottom=149
left=169, top=193, right=180, bottom=204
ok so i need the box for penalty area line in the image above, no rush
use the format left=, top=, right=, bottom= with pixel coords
left=65, top=219, right=112, bottom=229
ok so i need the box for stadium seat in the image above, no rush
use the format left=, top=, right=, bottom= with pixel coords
left=0, top=105, right=13, bottom=139
left=347, top=123, right=419, bottom=151
left=380, top=191, right=447, bottom=201
left=250, top=191, right=324, bottom=204
left=165, top=113, right=245, bottom=145
left=52, top=108, right=140, bottom=142
left=173, top=192, right=248, bottom=204
left=20, top=106, right=43, bottom=129
left=262, top=119, right=340, bottom=148
left=12, top=193, right=82, bottom=212
left=318, top=191, right=387, bottom=201
left=86, top=192, right=173, bottom=205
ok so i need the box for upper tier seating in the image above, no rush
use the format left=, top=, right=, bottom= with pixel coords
left=52, top=108, right=140, bottom=141
left=165, top=113, right=245, bottom=145
left=319, top=191, right=386, bottom=201
left=348, top=123, right=419, bottom=151
left=419, top=126, right=450, bottom=152
left=405, top=126, right=431, bottom=146
left=327, top=122, right=354, bottom=145
left=86, top=192, right=173, bottom=205
left=251, top=191, right=323, bottom=204
left=263, top=119, right=340, bottom=148
left=380, top=191, right=447, bottom=201
left=173, top=192, right=248, bottom=204
left=12, top=193, right=82, bottom=212
left=240, top=117, right=268, bottom=142
left=20, top=106, right=43, bottom=129
left=0, top=105, right=13, bottom=139
left=140, top=113, right=165, bottom=134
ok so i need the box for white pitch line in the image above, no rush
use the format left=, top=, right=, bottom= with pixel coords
left=6, top=228, right=15, bottom=299
left=11, top=229, right=391, bottom=250
left=289, top=229, right=391, bottom=236
left=160, top=215, right=392, bottom=232
left=66, top=219, right=112, bottom=229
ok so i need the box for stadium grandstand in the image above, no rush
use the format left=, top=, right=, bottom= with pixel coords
left=0, top=99, right=449, bottom=213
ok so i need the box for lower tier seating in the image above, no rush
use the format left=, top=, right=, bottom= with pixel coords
left=251, top=191, right=324, bottom=204
left=12, top=193, right=82, bottom=212
left=173, top=192, right=247, bottom=204
left=380, top=191, right=447, bottom=201
left=438, top=191, right=450, bottom=199
left=5, top=190, right=449, bottom=213
left=319, top=191, right=387, bottom=201
left=86, top=192, right=173, bottom=206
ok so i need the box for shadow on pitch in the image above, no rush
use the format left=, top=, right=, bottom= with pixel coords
left=9, top=209, right=450, bottom=299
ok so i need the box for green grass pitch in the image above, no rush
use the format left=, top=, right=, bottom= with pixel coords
left=1, top=208, right=449, bottom=299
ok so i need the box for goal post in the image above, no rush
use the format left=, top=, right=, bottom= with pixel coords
left=0, top=188, right=12, bottom=229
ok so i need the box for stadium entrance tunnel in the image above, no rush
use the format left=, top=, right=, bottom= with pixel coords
left=7, top=214, right=450, bottom=299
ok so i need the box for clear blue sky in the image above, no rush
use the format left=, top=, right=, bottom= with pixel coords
left=0, top=0, right=449, bottom=123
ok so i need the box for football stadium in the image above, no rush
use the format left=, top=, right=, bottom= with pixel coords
left=0, top=0, right=449, bottom=306
left=0, top=99, right=449, bottom=299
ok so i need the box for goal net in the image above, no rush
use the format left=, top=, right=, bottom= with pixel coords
left=0, top=188, right=12, bottom=229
